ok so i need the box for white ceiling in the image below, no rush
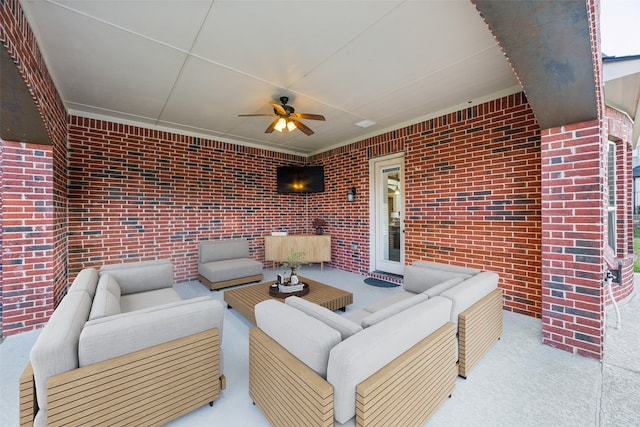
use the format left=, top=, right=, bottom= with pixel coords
left=20, top=0, right=521, bottom=155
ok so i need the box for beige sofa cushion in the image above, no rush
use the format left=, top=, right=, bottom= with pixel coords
left=255, top=300, right=341, bottom=378
left=79, top=296, right=224, bottom=367
left=88, top=274, right=122, bottom=320
left=89, top=289, right=121, bottom=320
left=285, top=296, right=362, bottom=339
left=30, top=291, right=92, bottom=410
left=422, top=277, right=465, bottom=297
left=100, top=259, right=173, bottom=295
left=67, top=267, right=99, bottom=298
left=360, top=293, right=429, bottom=328
left=412, top=260, right=481, bottom=275
left=33, top=409, right=46, bottom=427
left=403, top=264, right=470, bottom=293
left=199, top=238, right=249, bottom=263
left=327, top=296, right=453, bottom=424
left=120, top=287, right=182, bottom=312
left=100, top=273, right=122, bottom=297
left=439, top=271, right=499, bottom=323
left=341, top=308, right=371, bottom=325
left=363, top=290, right=415, bottom=312
left=346, top=290, right=418, bottom=325
left=198, top=258, right=263, bottom=282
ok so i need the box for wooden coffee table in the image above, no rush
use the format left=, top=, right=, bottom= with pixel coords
left=223, top=276, right=353, bottom=325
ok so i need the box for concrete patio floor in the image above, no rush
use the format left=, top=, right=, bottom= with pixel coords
left=1, top=267, right=638, bottom=426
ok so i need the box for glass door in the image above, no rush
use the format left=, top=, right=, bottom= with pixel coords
left=371, top=154, right=404, bottom=275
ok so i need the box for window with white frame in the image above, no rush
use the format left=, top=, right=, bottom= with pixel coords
left=607, top=141, right=616, bottom=252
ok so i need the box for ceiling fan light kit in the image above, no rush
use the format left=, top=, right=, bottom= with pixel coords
left=239, top=96, right=325, bottom=136
left=274, top=117, right=297, bottom=132
left=274, top=118, right=286, bottom=132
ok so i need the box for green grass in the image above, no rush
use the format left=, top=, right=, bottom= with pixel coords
left=634, top=228, right=640, bottom=272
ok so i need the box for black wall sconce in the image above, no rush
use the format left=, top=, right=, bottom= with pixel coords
left=347, top=187, right=356, bottom=202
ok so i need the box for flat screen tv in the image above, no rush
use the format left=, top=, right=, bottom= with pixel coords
left=277, top=165, right=325, bottom=193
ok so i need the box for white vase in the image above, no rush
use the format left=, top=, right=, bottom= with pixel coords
left=290, top=275, right=299, bottom=284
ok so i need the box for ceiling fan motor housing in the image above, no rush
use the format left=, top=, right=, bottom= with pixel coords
left=278, top=97, right=295, bottom=115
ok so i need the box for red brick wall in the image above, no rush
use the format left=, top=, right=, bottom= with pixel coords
left=314, top=93, right=543, bottom=316
left=1, top=0, right=68, bottom=335
left=67, top=117, right=310, bottom=281
left=0, top=141, right=54, bottom=336
left=309, top=133, right=405, bottom=275
left=404, top=94, right=542, bottom=316
left=69, top=94, right=543, bottom=320
left=540, top=120, right=606, bottom=359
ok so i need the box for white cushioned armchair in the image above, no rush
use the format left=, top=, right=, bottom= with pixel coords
left=197, top=238, right=264, bottom=290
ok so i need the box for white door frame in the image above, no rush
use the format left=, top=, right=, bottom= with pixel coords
left=369, top=153, right=405, bottom=274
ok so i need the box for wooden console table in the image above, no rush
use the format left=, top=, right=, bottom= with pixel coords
left=264, top=234, right=331, bottom=270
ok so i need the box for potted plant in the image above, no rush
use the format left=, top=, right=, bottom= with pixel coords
left=312, top=217, right=328, bottom=235
left=282, top=250, right=307, bottom=284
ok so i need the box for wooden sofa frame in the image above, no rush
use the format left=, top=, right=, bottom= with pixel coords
left=249, top=322, right=457, bottom=427
left=458, top=287, right=504, bottom=378
left=19, top=328, right=225, bottom=427
left=198, top=273, right=263, bottom=291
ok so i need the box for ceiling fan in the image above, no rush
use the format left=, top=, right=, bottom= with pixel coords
left=239, top=96, right=325, bottom=136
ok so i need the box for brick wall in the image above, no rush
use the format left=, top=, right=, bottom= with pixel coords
left=1, top=0, right=68, bottom=335
left=404, top=94, right=542, bottom=316
left=0, top=141, right=54, bottom=336
left=69, top=93, right=543, bottom=319
left=67, top=117, right=311, bottom=281
left=313, top=92, right=543, bottom=316
left=540, top=120, right=606, bottom=359
left=310, top=133, right=404, bottom=275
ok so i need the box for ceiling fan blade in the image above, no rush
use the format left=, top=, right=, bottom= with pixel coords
left=238, top=114, right=278, bottom=117
left=270, top=103, right=287, bottom=115
left=293, top=113, right=325, bottom=121
left=265, top=118, right=279, bottom=133
left=291, top=119, right=314, bottom=136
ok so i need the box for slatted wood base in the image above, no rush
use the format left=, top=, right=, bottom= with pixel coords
left=198, top=273, right=264, bottom=291
left=459, top=288, right=504, bottom=378
left=249, top=327, right=334, bottom=427
left=19, top=362, right=36, bottom=427
left=356, top=323, right=457, bottom=427
left=19, top=328, right=223, bottom=427
left=225, top=277, right=353, bottom=325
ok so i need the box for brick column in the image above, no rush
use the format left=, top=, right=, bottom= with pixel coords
left=540, top=120, right=605, bottom=359
left=0, top=141, right=54, bottom=336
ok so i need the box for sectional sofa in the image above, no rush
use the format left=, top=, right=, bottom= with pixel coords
left=248, top=261, right=503, bottom=426
left=345, top=261, right=503, bottom=378
left=19, top=259, right=225, bottom=427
